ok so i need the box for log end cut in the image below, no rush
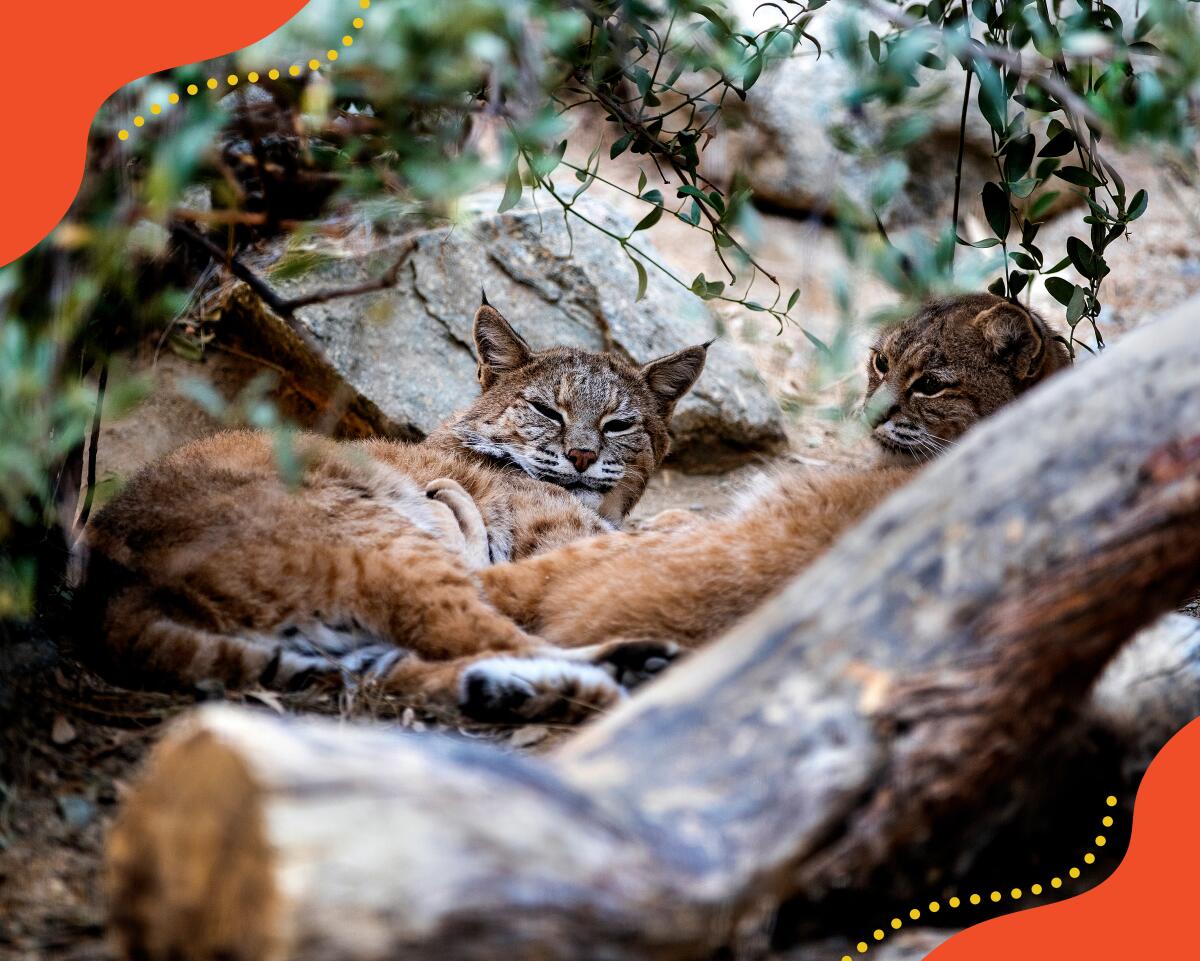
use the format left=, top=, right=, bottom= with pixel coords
left=106, top=718, right=286, bottom=961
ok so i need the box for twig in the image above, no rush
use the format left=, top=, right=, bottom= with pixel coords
left=578, top=79, right=780, bottom=286
left=643, top=8, right=677, bottom=120
left=279, top=246, right=416, bottom=311
left=950, top=0, right=974, bottom=264
left=75, top=363, right=107, bottom=534
left=170, top=222, right=417, bottom=324
left=526, top=157, right=793, bottom=324
left=168, top=208, right=270, bottom=227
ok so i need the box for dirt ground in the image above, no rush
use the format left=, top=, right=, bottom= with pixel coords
left=1, top=659, right=594, bottom=961
left=3, top=137, right=1200, bottom=960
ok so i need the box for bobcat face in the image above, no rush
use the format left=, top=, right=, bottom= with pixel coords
left=448, top=300, right=708, bottom=522
left=864, top=293, right=1070, bottom=463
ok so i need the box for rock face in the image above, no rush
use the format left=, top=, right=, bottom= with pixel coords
left=228, top=195, right=786, bottom=468
left=1088, top=613, right=1200, bottom=780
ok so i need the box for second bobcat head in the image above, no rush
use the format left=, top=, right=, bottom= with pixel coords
left=864, top=293, right=1070, bottom=463
left=448, top=299, right=708, bottom=523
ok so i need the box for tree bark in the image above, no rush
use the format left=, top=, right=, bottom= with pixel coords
left=108, top=295, right=1200, bottom=961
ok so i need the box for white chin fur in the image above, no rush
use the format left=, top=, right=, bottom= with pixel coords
left=572, top=489, right=603, bottom=511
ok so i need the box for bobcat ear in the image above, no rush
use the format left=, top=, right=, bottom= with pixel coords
left=972, top=300, right=1050, bottom=381
left=641, top=342, right=709, bottom=415
left=473, top=303, right=532, bottom=390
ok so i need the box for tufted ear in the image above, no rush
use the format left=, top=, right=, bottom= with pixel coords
left=971, top=300, right=1055, bottom=382
left=641, top=342, right=709, bottom=416
left=473, top=301, right=532, bottom=390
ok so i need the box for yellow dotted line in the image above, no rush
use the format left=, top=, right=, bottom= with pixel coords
left=117, top=0, right=371, bottom=141
left=839, top=795, right=1118, bottom=959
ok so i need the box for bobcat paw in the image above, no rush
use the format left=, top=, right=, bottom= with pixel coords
left=425, top=477, right=490, bottom=569
left=458, top=657, right=624, bottom=724
left=586, top=640, right=684, bottom=690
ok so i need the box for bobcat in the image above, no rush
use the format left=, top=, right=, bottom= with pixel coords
left=77, top=300, right=708, bottom=722
left=481, top=293, right=1070, bottom=654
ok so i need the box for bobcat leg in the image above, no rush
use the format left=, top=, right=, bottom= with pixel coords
left=111, top=614, right=360, bottom=691
left=123, top=540, right=544, bottom=689
left=481, top=534, right=648, bottom=628
left=382, top=651, right=624, bottom=724
left=332, top=540, right=538, bottom=661
left=425, top=478, right=491, bottom=569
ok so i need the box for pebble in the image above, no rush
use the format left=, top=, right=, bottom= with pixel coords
left=50, top=715, right=77, bottom=745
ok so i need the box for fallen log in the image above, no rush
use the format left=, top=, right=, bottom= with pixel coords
left=770, top=610, right=1200, bottom=945
left=108, top=295, right=1200, bottom=961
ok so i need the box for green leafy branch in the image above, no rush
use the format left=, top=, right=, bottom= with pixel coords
left=512, top=140, right=801, bottom=324
left=839, top=0, right=1185, bottom=351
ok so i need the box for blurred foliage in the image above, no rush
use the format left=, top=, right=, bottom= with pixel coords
left=830, top=0, right=1200, bottom=355
left=0, top=267, right=146, bottom=620
left=4, top=0, right=1200, bottom=622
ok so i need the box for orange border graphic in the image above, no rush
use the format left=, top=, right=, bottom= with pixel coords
left=929, top=716, right=1200, bottom=960
left=0, top=0, right=308, bottom=267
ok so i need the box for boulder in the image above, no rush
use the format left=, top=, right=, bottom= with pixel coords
left=722, top=74, right=994, bottom=228
left=1088, top=613, right=1200, bottom=782
left=225, top=194, right=787, bottom=468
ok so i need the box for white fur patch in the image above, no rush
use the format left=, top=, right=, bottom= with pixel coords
left=462, top=655, right=621, bottom=692
left=571, top=489, right=604, bottom=512
left=358, top=464, right=468, bottom=544
left=487, top=528, right=514, bottom=564
left=727, top=469, right=788, bottom=517
left=459, top=656, right=624, bottom=706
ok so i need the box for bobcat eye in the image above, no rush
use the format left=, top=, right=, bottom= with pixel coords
left=873, top=352, right=889, bottom=375
left=602, top=418, right=635, bottom=434
left=909, top=375, right=954, bottom=398
left=528, top=400, right=564, bottom=424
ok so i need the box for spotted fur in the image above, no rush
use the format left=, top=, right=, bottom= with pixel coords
left=428, top=303, right=707, bottom=523
left=864, top=293, right=1069, bottom=463
left=77, top=301, right=706, bottom=721
left=481, top=294, right=1071, bottom=654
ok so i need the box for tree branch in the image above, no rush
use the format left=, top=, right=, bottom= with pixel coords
left=852, top=0, right=1104, bottom=129
left=950, top=0, right=974, bottom=261
left=169, top=222, right=417, bottom=336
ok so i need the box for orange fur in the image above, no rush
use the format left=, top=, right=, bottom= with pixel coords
left=80, top=292, right=1065, bottom=721
left=482, top=467, right=912, bottom=648
left=77, top=300, right=709, bottom=722
left=482, top=293, right=1070, bottom=653
left=82, top=433, right=570, bottom=675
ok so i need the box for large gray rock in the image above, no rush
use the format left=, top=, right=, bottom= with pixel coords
left=227, top=195, right=786, bottom=468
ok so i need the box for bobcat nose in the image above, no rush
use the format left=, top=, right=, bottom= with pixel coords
left=567, top=448, right=597, bottom=473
